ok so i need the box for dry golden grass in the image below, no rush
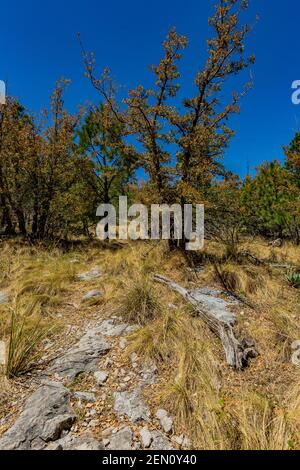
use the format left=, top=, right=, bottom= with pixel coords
left=120, top=276, right=161, bottom=325
left=125, top=237, right=300, bottom=449
left=0, top=236, right=299, bottom=449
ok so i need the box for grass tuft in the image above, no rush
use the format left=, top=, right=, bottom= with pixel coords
left=120, top=277, right=161, bottom=325
left=6, top=305, right=50, bottom=378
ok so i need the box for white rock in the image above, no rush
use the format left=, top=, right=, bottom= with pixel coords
left=156, top=409, right=173, bottom=433
left=64, top=436, right=103, bottom=450
left=119, top=338, right=127, bottom=350
left=114, top=388, right=150, bottom=423
left=141, top=360, right=157, bottom=385
left=168, top=303, right=177, bottom=309
left=140, top=426, right=153, bottom=448
left=77, top=267, right=102, bottom=281
left=102, top=426, right=115, bottom=437
left=0, top=382, right=76, bottom=450
left=291, top=340, right=300, bottom=350
left=150, top=431, right=173, bottom=450
left=49, top=328, right=111, bottom=381
left=82, top=290, right=103, bottom=301
left=94, top=370, right=108, bottom=385
left=74, top=391, right=96, bottom=403
left=95, top=319, right=130, bottom=337
left=45, top=441, right=63, bottom=450
left=108, top=427, right=133, bottom=450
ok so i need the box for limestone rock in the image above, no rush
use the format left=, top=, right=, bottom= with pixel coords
left=95, top=319, right=131, bottom=337
left=65, top=436, right=103, bottom=450
left=114, top=387, right=150, bottom=423
left=94, top=370, right=108, bottom=385
left=73, top=391, right=96, bottom=403
left=88, top=419, right=100, bottom=429
left=45, top=441, right=63, bottom=450
left=141, top=360, right=157, bottom=385
left=49, top=328, right=111, bottom=381
left=40, top=414, right=75, bottom=442
left=140, top=426, right=153, bottom=448
left=103, top=438, right=110, bottom=447
left=0, top=382, right=76, bottom=450
left=108, top=427, right=133, bottom=450
left=156, top=409, right=173, bottom=433
left=82, top=290, right=103, bottom=301
left=150, top=431, right=173, bottom=450
left=77, top=267, right=102, bottom=281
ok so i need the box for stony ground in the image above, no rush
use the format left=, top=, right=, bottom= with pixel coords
left=0, top=266, right=191, bottom=451
left=1, top=239, right=300, bottom=450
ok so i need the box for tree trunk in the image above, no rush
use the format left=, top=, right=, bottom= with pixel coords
left=15, top=208, right=26, bottom=236
left=1, top=195, right=15, bottom=235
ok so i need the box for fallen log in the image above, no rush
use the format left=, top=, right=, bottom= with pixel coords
left=153, top=274, right=258, bottom=370
left=239, top=251, right=297, bottom=270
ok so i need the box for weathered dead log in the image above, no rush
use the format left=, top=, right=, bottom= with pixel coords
left=239, top=251, right=297, bottom=270
left=153, top=274, right=258, bottom=370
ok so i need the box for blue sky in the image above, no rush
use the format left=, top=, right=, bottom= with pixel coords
left=1, top=0, right=300, bottom=177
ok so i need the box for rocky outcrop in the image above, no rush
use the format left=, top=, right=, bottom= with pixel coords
left=0, top=316, right=176, bottom=451
left=114, top=387, right=150, bottom=423
left=108, top=427, right=133, bottom=450
left=0, top=382, right=76, bottom=450
left=64, top=435, right=104, bottom=450
left=49, top=328, right=111, bottom=381
left=95, top=318, right=137, bottom=337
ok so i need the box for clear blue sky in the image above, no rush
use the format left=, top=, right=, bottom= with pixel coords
left=1, top=0, right=300, bottom=177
